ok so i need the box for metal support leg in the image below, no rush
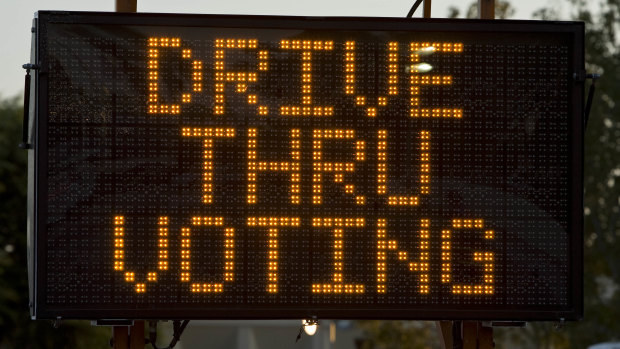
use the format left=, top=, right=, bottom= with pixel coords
left=436, top=321, right=453, bottom=349
left=129, top=321, right=145, bottom=349
left=437, top=321, right=494, bottom=349
left=115, top=0, right=137, bottom=12
left=112, top=326, right=129, bottom=349
left=462, top=321, right=477, bottom=349
left=112, top=321, right=144, bottom=349
left=477, top=322, right=494, bottom=349
left=478, top=0, right=495, bottom=19
left=423, top=0, right=432, bottom=18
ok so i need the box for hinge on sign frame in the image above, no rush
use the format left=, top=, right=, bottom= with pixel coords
left=19, top=63, right=39, bottom=150
left=582, top=73, right=601, bottom=128
left=573, top=70, right=601, bottom=82
left=573, top=70, right=587, bottom=82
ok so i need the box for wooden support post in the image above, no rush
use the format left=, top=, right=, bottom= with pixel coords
left=423, top=0, right=432, bottom=18
left=478, top=0, right=495, bottom=19
left=462, top=321, right=478, bottom=349
left=112, top=321, right=145, bottom=349
left=437, top=321, right=494, bottom=349
left=436, top=321, right=453, bottom=349
left=130, top=321, right=145, bottom=348
left=115, top=0, right=137, bottom=12
left=477, top=323, right=494, bottom=349
left=112, top=326, right=129, bottom=349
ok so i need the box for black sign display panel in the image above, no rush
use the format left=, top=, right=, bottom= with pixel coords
left=29, top=11, right=584, bottom=320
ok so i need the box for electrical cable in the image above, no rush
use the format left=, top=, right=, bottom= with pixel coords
left=406, top=0, right=424, bottom=18
left=584, top=73, right=600, bottom=128
left=147, top=320, right=190, bottom=349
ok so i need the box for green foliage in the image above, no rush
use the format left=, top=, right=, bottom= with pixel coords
left=0, top=97, right=110, bottom=348
left=564, top=0, right=620, bottom=345
left=355, top=321, right=439, bottom=349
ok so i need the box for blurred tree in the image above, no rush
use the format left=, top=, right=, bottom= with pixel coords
left=556, top=0, right=618, bottom=346
left=449, top=0, right=620, bottom=348
left=355, top=320, right=439, bottom=349
left=0, top=96, right=110, bottom=348
left=447, top=0, right=515, bottom=19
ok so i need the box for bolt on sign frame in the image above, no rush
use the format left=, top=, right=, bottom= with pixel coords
left=27, top=11, right=584, bottom=321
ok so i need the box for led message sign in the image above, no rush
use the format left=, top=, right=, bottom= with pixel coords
left=28, top=12, right=584, bottom=320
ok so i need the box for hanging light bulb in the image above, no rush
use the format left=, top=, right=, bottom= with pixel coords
left=302, top=319, right=318, bottom=336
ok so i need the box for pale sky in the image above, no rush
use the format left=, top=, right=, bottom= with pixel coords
left=0, top=0, right=572, bottom=99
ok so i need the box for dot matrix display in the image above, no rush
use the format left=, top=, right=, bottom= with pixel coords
left=30, top=12, right=584, bottom=320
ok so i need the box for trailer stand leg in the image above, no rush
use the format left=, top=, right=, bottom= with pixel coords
left=437, top=321, right=494, bottom=349
left=112, top=321, right=144, bottom=349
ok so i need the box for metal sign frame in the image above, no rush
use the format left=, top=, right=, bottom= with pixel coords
left=28, top=11, right=584, bottom=321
